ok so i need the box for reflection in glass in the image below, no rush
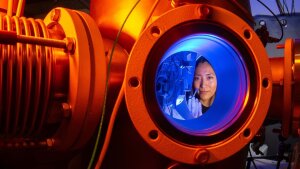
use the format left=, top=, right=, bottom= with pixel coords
left=154, top=33, right=248, bottom=136
left=188, top=57, right=217, bottom=117
left=156, top=52, right=216, bottom=120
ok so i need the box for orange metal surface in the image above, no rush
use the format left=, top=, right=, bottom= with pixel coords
left=268, top=57, right=284, bottom=120
left=0, top=0, right=25, bottom=16
left=102, top=37, right=129, bottom=112
left=43, top=8, right=107, bottom=150
left=90, top=0, right=252, bottom=53
left=90, top=0, right=172, bottom=52
left=0, top=7, right=107, bottom=151
left=293, top=40, right=300, bottom=137
left=0, top=0, right=298, bottom=168
left=282, top=39, right=293, bottom=138
left=269, top=39, right=300, bottom=138
left=0, top=14, right=56, bottom=136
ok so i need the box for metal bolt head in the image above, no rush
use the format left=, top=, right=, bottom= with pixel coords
left=62, top=102, right=72, bottom=118
left=46, top=138, right=55, bottom=147
left=51, top=8, right=61, bottom=22
left=195, top=149, right=210, bottom=164
left=199, top=5, right=212, bottom=18
left=65, top=37, right=76, bottom=54
left=171, top=0, right=182, bottom=8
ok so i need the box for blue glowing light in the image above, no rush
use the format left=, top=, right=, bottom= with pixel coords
left=155, top=33, right=249, bottom=136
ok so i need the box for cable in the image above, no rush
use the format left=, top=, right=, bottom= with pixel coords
left=291, top=0, right=295, bottom=15
left=86, top=0, right=141, bottom=168
left=257, top=0, right=284, bottom=42
left=16, top=0, right=24, bottom=17
left=282, top=0, right=290, bottom=15
left=94, top=82, right=125, bottom=169
left=248, top=149, right=259, bottom=169
left=276, top=0, right=284, bottom=15
left=166, top=161, right=182, bottom=169
left=141, top=0, right=160, bottom=31
left=282, top=0, right=285, bottom=14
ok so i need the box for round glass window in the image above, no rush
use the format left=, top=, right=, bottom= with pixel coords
left=155, top=33, right=249, bottom=136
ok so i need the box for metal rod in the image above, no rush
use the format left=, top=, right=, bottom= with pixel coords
left=16, top=0, right=24, bottom=17
left=0, top=30, right=70, bottom=49
left=7, top=0, right=13, bottom=16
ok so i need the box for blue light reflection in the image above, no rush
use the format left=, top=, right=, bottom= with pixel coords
left=155, top=34, right=249, bottom=136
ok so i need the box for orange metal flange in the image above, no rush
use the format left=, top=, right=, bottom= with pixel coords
left=125, top=4, right=272, bottom=164
left=269, top=39, right=300, bottom=138
left=292, top=39, right=300, bottom=137
left=282, top=39, right=293, bottom=138
left=43, top=7, right=107, bottom=150
left=281, top=39, right=300, bottom=137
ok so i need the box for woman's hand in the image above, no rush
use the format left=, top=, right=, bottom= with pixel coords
left=187, top=96, right=202, bottom=118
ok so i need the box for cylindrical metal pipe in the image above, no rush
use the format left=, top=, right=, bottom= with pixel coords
left=292, top=39, right=300, bottom=137
left=268, top=39, right=300, bottom=137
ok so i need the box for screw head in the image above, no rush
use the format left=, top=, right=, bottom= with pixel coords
left=62, top=102, right=72, bottom=118
left=46, top=138, right=55, bottom=147
left=51, top=8, right=61, bottom=22
left=199, top=5, right=212, bottom=18
left=65, top=37, right=76, bottom=54
left=195, top=149, right=210, bottom=164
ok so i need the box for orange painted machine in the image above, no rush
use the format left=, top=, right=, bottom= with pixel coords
left=0, top=0, right=299, bottom=169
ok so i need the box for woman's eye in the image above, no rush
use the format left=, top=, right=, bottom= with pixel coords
left=194, top=76, right=200, bottom=81
left=207, top=76, right=214, bottom=80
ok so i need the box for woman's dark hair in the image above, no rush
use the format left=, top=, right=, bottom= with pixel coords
left=195, top=56, right=210, bottom=67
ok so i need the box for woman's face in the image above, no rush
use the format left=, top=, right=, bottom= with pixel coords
left=193, top=61, right=217, bottom=106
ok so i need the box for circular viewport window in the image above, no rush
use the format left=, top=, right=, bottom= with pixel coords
left=155, top=33, right=249, bottom=136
